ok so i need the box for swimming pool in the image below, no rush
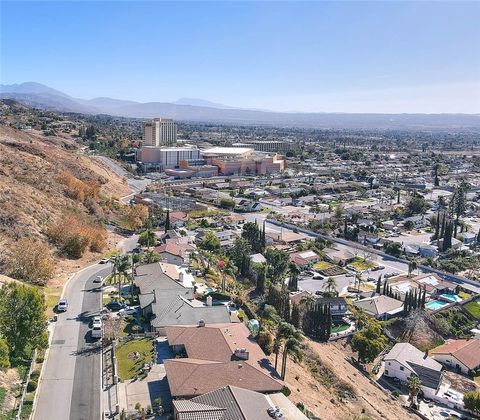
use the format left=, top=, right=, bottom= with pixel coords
left=426, top=300, right=448, bottom=310
left=439, top=293, right=461, bottom=303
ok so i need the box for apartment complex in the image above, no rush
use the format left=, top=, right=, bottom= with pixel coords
left=143, top=117, right=177, bottom=146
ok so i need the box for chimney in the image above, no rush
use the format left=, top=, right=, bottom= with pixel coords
left=198, top=319, right=205, bottom=327
left=206, top=296, right=213, bottom=307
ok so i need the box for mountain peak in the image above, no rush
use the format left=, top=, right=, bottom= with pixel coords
left=173, top=97, right=235, bottom=109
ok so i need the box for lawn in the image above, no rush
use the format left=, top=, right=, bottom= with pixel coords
left=331, top=324, right=350, bottom=333
left=314, top=261, right=334, bottom=271
left=116, top=339, right=154, bottom=380
left=350, top=257, right=376, bottom=271
left=458, top=291, right=471, bottom=300
left=463, top=301, right=480, bottom=320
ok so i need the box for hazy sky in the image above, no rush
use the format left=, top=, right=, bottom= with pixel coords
left=1, top=1, right=479, bottom=113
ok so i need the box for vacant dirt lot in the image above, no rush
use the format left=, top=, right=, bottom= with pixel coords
left=277, top=339, right=416, bottom=420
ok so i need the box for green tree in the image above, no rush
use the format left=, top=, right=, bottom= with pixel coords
left=0, top=338, right=10, bottom=370
left=351, top=319, right=388, bottom=364
left=198, top=232, right=221, bottom=252
left=0, top=283, right=47, bottom=357
left=408, top=259, right=418, bottom=277
left=384, top=242, right=402, bottom=257
left=242, top=222, right=264, bottom=253
left=265, top=248, right=289, bottom=284
left=464, top=391, right=480, bottom=415
left=288, top=263, right=300, bottom=292
left=219, top=198, right=235, bottom=209
left=230, top=237, right=251, bottom=277
left=406, top=194, right=427, bottom=216
left=138, top=230, right=156, bottom=247
left=164, top=209, right=171, bottom=232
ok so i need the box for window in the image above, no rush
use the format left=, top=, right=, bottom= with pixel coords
left=400, top=366, right=404, bottom=371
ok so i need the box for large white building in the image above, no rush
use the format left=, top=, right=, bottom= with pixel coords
left=143, top=118, right=177, bottom=146
left=137, top=146, right=201, bottom=171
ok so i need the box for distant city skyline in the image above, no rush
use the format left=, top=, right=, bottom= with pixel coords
left=1, top=1, right=479, bottom=113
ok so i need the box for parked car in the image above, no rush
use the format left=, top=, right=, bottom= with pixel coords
left=312, top=273, right=324, bottom=280
left=99, top=258, right=109, bottom=264
left=315, top=290, right=322, bottom=295
left=345, top=272, right=354, bottom=277
left=93, top=275, right=103, bottom=283
left=57, top=299, right=68, bottom=312
left=118, top=306, right=138, bottom=317
left=105, top=301, right=126, bottom=312
left=91, top=316, right=102, bottom=339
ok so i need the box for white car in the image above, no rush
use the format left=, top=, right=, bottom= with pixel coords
left=57, top=299, right=68, bottom=312
left=91, top=317, right=102, bottom=338
left=93, top=275, right=103, bottom=283
left=99, top=258, right=109, bottom=264
left=118, top=306, right=138, bottom=317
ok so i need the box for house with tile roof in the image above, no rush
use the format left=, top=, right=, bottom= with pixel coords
left=164, top=323, right=282, bottom=398
left=289, top=250, right=320, bottom=268
left=430, top=339, right=480, bottom=375
left=383, top=343, right=444, bottom=399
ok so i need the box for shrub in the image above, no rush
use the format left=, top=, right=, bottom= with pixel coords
left=27, top=380, right=37, bottom=392
left=281, top=386, right=291, bottom=397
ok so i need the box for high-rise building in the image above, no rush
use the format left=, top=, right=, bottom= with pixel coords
left=143, top=118, right=177, bottom=146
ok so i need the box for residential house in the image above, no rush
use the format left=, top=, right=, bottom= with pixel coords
left=462, top=232, right=478, bottom=245
left=323, top=248, right=355, bottom=266
left=412, top=274, right=456, bottom=296
left=353, top=295, right=404, bottom=320
left=383, top=343, right=443, bottom=400
left=157, top=242, right=194, bottom=265
left=164, top=323, right=283, bottom=398
left=430, top=339, right=480, bottom=375
left=250, top=253, right=267, bottom=265
left=315, top=297, right=348, bottom=318
left=265, top=230, right=307, bottom=245
left=289, top=250, right=320, bottom=268
left=172, top=386, right=308, bottom=420
left=403, top=215, right=428, bottom=229
left=170, top=211, right=189, bottom=228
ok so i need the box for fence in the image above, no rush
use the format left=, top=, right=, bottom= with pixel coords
left=15, top=349, right=37, bottom=420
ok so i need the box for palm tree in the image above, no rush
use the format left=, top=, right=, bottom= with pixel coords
left=354, top=273, right=363, bottom=292
left=323, top=277, right=338, bottom=296
left=278, top=322, right=303, bottom=380
left=281, top=335, right=303, bottom=380
left=408, top=259, right=418, bottom=278
left=407, top=374, right=422, bottom=407
left=114, top=255, right=130, bottom=300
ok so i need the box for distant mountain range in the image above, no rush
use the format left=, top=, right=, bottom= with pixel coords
left=1, top=82, right=480, bottom=130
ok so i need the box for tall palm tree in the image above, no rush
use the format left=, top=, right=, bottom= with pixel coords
left=323, top=277, right=338, bottom=296
left=115, top=255, right=130, bottom=299
left=407, top=374, right=422, bottom=407
left=281, top=336, right=303, bottom=380
left=288, top=263, right=300, bottom=291
left=355, top=273, right=363, bottom=292
left=408, top=259, right=418, bottom=278
left=278, top=322, right=303, bottom=380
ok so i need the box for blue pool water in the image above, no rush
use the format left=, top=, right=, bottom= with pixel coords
left=439, top=293, right=461, bottom=302
left=426, top=300, right=448, bottom=310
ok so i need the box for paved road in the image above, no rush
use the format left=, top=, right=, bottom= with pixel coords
left=34, top=263, right=111, bottom=420
left=243, top=212, right=480, bottom=295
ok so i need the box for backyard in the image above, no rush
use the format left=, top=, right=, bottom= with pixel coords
left=116, top=339, right=154, bottom=380
left=463, top=300, right=480, bottom=320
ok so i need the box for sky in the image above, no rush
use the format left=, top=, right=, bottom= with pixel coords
left=1, top=1, right=480, bottom=113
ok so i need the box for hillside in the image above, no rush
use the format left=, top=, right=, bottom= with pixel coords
left=0, top=102, right=130, bottom=280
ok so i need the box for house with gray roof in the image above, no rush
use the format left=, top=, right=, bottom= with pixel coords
left=383, top=342, right=443, bottom=400
left=353, top=295, right=404, bottom=320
